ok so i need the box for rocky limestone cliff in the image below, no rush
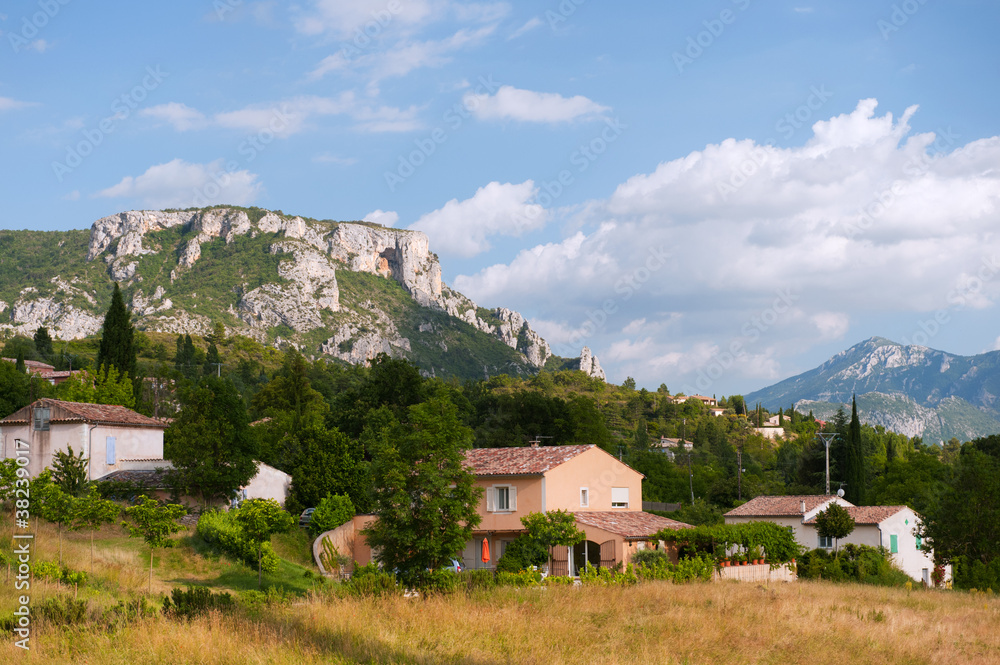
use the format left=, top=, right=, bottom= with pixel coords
left=579, top=346, right=606, bottom=381
left=3, top=206, right=605, bottom=382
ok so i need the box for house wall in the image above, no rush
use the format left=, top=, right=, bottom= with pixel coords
left=475, top=475, right=544, bottom=532
left=88, top=424, right=164, bottom=481
left=245, top=462, right=291, bottom=505
left=726, top=515, right=811, bottom=553
left=544, top=447, right=643, bottom=512
left=873, top=509, right=945, bottom=584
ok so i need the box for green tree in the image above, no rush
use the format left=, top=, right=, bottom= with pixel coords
left=96, top=283, right=137, bottom=382
left=165, top=376, right=259, bottom=507
left=175, top=334, right=198, bottom=379
left=0, top=458, right=19, bottom=503
left=815, top=502, right=855, bottom=555
left=34, top=474, right=78, bottom=565
left=307, top=493, right=356, bottom=537
left=520, top=509, right=585, bottom=574
left=845, top=395, right=865, bottom=504
left=282, top=425, right=368, bottom=514
left=51, top=445, right=89, bottom=497
left=56, top=365, right=135, bottom=408
left=122, top=496, right=187, bottom=593
left=0, top=358, right=33, bottom=418
left=33, top=326, right=53, bottom=360
left=362, top=396, right=483, bottom=586
left=203, top=342, right=221, bottom=377
left=235, top=498, right=294, bottom=587
left=251, top=349, right=328, bottom=434
left=73, top=486, right=122, bottom=573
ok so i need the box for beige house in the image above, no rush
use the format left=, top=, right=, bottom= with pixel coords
left=2, top=358, right=81, bottom=386
left=337, top=444, right=690, bottom=575
left=0, top=398, right=167, bottom=481
left=724, top=495, right=949, bottom=584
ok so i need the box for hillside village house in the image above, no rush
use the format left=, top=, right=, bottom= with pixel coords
left=0, top=398, right=290, bottom=507
left=2, top=358, right=81, bottom=386
left=332, top=444, right=691, bottom=576
left=724, top=495, right=949, bottom=585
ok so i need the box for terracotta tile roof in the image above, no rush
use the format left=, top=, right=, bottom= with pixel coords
left=572, top=511, right=693, bottom=539
left=2, top=358, right=56, bottom=372
left=804, top=505, right=908, bottom=525
left=0, top=399, right=166, bottom=429
left=464, top=445, right=594, bottom=476
left=724, top=495, right=848, bottom=517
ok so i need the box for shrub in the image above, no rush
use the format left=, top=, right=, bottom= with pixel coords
left=580, top=563, right=638, bottom=587
left=953, top=556, right=1000, bottom=591
left=542, top=575, right=575, bottom=586
left=798, top=545, right=911, bottom=587
left=496, top=569, right=542, bottom=587
left=341, top=563, right=400, bottom=598
left=309, top=494, right=355, bottom=537
left=162, top=586, right=235, bottom=619
left=458, top=569, right=497, bottom=592
left=197, top=510, right=280, bottom=574
left=631, top=549, right=672, bottom=568
left=36, top=597, right=89, bottom=626
left=33, top=560, right=87, bottom=587
left=496, top=534, right=548, bottom=573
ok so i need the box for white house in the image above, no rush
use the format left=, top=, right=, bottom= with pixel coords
left=724, top=495, right=949, bottom=585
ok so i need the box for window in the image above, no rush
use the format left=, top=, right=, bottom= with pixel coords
left=890, top=534, right=898, bottom=554
left=33, top=407, right=50, bottom=431
left=580, top=488, right=589, bottom=507
left=611, top=487, right=629, bottom=508
left=819, top=535, right=834, bottom=549
left=487, top=485, right=516, bottom=512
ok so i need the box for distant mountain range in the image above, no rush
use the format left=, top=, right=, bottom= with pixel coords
left=0, top=206, right=604, bottom=382
left=744, top=337, right=1000, bottom=442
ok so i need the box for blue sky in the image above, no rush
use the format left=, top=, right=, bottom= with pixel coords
left=2, top=0, right=999, bottom=397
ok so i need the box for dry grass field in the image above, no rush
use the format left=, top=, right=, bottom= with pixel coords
left=3, top=521, right=1000, bottom=664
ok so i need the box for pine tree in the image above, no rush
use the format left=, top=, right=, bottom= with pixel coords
left=845, top=395, right=865, bottom=504
left=33, top=327, right=54, bottom=360
left=96, top=283, right=137, bottom=381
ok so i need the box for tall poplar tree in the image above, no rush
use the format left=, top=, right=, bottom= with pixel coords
left=96, top=283, right=137, bottom=381
left=845, top=394, right=865, bottom=504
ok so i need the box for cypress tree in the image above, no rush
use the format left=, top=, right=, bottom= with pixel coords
left=845, top=394, right=865, bottom=504
left=96, top=283, right=137, bottom=381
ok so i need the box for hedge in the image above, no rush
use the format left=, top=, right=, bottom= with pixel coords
left=196, top=510, right=279, bottom=574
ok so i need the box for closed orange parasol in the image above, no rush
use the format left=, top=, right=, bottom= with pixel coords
left=481, top=537, right=491, bottom=564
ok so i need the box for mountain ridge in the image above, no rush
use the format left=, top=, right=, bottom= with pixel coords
left=745, top=336, right=1000, bottom=441
left=0, top=206, right=604, bottom=382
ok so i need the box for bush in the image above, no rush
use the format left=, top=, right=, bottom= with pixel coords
left=798, top=545, right=911, bottom=587
left=197, top=510, right=280, bottom=573
left=341, top=563, right=400, bottom=598
left=36, top=597, right=89, bottom=626
left=309, top=494, right=355, bottom=537
left=162, top=586, right=235, bottom=619
left=542, top=575, right=575, bottom=586
left=33, top=560, right=87, bottom=587
left=496, top=569, right=542, bottom=587
left=631, top=549, right=671, bottom=568
left=580, top=563, right=638, bottom=587
left=458, top=569, right=497, bottom=592
left=496, top=534, right=548, bottom=573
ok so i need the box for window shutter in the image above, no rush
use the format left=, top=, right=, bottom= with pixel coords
left=915, top=535, right=922, bottom=550
left=509, top=486, right=517, bottom=511
left=106, top=436, right=116, bottom=465
left=890, top=534, right=898, bottom=554
left=611, top=487, right=629, bottom=507
left=486, top=487, right=495, bottom=512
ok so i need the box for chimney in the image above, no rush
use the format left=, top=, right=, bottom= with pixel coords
left=800, top=500, right=806, bottom=513
left=530, top=442, right=539, bottom=448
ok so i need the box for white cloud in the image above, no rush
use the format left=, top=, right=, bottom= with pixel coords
left=454, top=99, right=1000, bottom=391
left=293, top=0, right=439, bottom=39
left=0, top=97, right=35, bottom=111
left=27, top=39, right=50, bottom=52
left=410, top=181, right=549, bottom=257
left=96, top=159, right=261, bottom=209
left=309, top=25, right=495, bottom=82
left=140, top=103, right=209, bottom=131
left=622, top=318, right=647, bottom=335
left=363, top=209, right=399, bottom=227
left=139, top=94, right=419, bottom=136
left=465, top=86, right=610, bottom=123
left=508, top=16, right=542, bottom=39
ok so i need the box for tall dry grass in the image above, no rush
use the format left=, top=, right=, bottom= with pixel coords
left=4, top=580, right=999, bottom=664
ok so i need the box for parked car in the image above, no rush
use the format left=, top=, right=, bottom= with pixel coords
left=299, top=508, right=315, bottom=528
left=443, top=558, right=463, bottom=573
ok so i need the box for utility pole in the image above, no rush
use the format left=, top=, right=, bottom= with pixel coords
left=817, top=432, right=838, bottom=495
left=682, top=418, right=694, bottom=504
